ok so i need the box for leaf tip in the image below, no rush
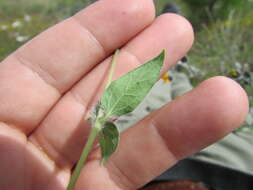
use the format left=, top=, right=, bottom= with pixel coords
left=155, top=49, right=166, bottom=67
left=160, top=49, right=166, bottom=61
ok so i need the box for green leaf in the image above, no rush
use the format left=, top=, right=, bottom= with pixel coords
left=99, top=122, right=120, bottom=164
left=101, top=50, right=165, bottom=117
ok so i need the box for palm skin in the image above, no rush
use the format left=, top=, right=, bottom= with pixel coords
left=0, top=0, right=249, bottom=189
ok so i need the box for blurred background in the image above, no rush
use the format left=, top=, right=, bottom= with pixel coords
left=0, top=0, right=253, bottom=126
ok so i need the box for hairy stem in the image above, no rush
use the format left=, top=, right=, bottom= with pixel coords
left=67, top=126, right=100, bottom=190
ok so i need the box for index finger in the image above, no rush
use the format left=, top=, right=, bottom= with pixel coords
left=0, top=0, right=155, bottom=134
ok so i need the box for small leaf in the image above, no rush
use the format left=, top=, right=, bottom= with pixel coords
left=99, top=122, right=119, bottom=164
left=101, top=50, right=165, bottom=117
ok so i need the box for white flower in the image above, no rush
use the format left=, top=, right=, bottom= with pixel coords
left=0, top=25, right=8, bottom=31
left=16, top=35, right=29, bottom=42
left=12, top=21, right=22, bottom=28
left=24, top=15, right=31, bottom=22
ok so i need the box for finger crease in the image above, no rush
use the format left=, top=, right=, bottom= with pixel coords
left=108, top=160, right=138, bottom=190
left=13, top=54, right=61, bottom=95
left=69, top=90, right=87, bottom=108
left=150, top=119, right=179, bottom=161
left=71, top=17, right=107, bottom=58
left=122, top=49, right=143, bottom=67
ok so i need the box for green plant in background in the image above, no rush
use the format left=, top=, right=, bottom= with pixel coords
left=0, top=14, right=56, bottom=61
left=154, top=0, right=252, bottom=29
left=155, top=0, right=190, bottom=17
left=182, top=0, right=249, bottom=28
left=188, top=8, right=253, bottom=96
left=45, top=0, right=95, bottom=19
left=0, top=1, right=53, bottom=61
left=0, top=0, right=92, bottom=62
left=67, top=50, right=165, bottom=190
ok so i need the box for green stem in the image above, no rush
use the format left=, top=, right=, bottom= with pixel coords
left=67, top=126, right=100, bottom=190
left=67, top=49, right=120, bottom=189
left=105, top=49, right=120, bottom=89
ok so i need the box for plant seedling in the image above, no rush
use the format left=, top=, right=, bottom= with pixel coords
left=67, top=49, right=166, bottom=190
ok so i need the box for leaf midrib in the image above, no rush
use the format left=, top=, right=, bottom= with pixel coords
left=105, top=73, right=133, bottom=117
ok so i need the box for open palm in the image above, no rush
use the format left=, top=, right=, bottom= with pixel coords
left=0, top=0, right=248, bottom=189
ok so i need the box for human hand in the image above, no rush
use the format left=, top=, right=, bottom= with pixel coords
left=0, top=0, right=248, bottom=189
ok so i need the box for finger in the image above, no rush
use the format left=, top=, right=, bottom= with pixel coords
left=0, top=0, right=155, bottom=134
left=76, top=77, right=249, bottom=190
left=0, top=124, right=69, bottom=190
left=30, top=14, right=194, bottom=168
